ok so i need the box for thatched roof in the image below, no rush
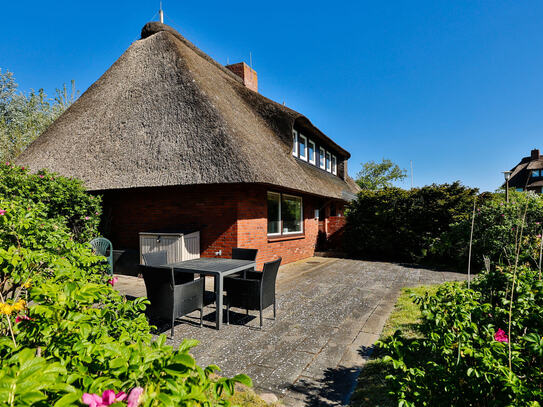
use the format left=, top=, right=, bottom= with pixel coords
left=507, top=149, right=543, bottom=190
left=16, top=22, right=359, bottom=200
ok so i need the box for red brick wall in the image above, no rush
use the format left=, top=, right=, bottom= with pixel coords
left=102, top=184, right=238, bottom=259
left=236, top=186, right=320, bottom=266
left=102, top=184, right=328, bottom=268
left=326, top=204, right=346, bottom=237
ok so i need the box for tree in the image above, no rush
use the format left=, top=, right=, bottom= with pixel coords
left=355, top=158, right=407, bottom=190
left=0, top=68, right=78, bottom=161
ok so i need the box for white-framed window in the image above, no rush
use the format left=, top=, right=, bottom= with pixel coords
left=267, top=192, right=281, bottom=235
left=292, top=130, right=298, bottom=157
left=299, top=134, right=308, bottom=161
left=331, top=155, right=337, bottom=175
left=308, top=140, right=316, bottom=164
left=267, top=191, right=303, bottom=236
left=319, top=147, right=326, bottom=169
left=326, top=151, right=331, bottom=172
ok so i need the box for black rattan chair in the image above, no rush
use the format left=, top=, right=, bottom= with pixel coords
left=229, top=248, right=258, bottom=278
left=142, top=251, right=168, bottom=266
left=224, top=257, right=281, bottom=329
left=139, top=265, right=203, bottom=337
left=142, top=251, right=194, bottom=284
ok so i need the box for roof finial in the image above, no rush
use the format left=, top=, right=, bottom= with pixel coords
left=159, top=1, right=164, bottom=23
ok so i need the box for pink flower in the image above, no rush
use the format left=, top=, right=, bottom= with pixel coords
left=82, top=393, right=102, bottom=407
left=85, top=216, right=90, bottom=220
left=5, top=162, right=9, bottom=166
left=20, top=166, right=25, bottom=170
left=95, top=212, right=99, bottom=215
left=15, top=315, right=31, bottom=323
left=82, top=390, right=127, bottom=407
left=0, top=209, right=5, bottom=216
left=501, top=214, right=505, bottom=217
left=127, top=387, right=144, bottom=407
left=108, top=277, right=118, bottom=286
left=538, top=235, right=542, bottom=239
left=102, top=390, right=127, bottom=405
left=536, top=222, right=540, bottom=225
left=39, top=174, right=44, bottom=178
left=494, top=328, right=509, bottom=343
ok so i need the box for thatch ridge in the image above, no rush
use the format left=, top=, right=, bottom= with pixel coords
left=17, top=22, right=358, bottom=200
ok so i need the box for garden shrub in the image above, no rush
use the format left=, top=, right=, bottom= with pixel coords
left=344, top=182, right=481, bottom=264
left=379, top=266, right=543, bottom=406
left=0, top=162, right=101, bottom=242
left=433, top=190, right=543, bottom=271
left=0, top=167, right=250, bottom=406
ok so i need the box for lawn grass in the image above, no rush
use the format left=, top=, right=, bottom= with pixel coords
left=350, top=284, right=439, bottom=407
left=227, top=388, right=280, bottom=407
left=215, top=382, right=281, bottom=407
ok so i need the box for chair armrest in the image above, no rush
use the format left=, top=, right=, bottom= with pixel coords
left=244, top=271, right=263, bottom=280
left=224, top=277, right=260, bottom=292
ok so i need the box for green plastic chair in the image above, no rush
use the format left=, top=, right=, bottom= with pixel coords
left=90, top=237, right=113, bottom=275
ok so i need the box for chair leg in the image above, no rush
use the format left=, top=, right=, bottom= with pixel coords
left=171, top=316, right=175, bottom=338
left=226, top=302, right=230, bottom=325
left=259, top=308, right=263, bottom=329
left=200, top=308, right=203, bottom=327
left=273, top=299, right=276, bottom=320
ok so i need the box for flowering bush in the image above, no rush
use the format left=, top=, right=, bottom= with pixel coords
left=379, top=266, right=543, bottom=405
left=0, top=169, right=251, bottom=406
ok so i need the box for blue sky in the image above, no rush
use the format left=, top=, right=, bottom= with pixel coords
left=3, top=1, right=543, bottom=191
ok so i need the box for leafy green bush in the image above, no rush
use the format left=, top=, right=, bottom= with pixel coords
left=433, top=190, right=543, bottom=270
left=379, top=266, right=543, bottom=406
left=344, top=182, right=481, bottom=263
left=0, top=170, right=251, bottom=406
left=0, top=162, right=101, bottom=242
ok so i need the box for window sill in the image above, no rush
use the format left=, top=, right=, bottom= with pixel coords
left=267, top=234, right=305, bottom=242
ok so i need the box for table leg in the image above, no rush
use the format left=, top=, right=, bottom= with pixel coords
left=215, top=274, right=223, bottom=330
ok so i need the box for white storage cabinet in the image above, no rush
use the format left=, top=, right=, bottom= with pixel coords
left=139, top=230, right=200, bottom=265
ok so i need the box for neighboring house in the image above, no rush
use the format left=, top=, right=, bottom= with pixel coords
left=16, top=22, right=359, bottom=268
left=507, top=149, right=543, bottom=193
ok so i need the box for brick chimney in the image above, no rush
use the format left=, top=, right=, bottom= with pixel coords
left=531, top=149, right=540, bottom=160
left=226, top=62, right=258, bottom=93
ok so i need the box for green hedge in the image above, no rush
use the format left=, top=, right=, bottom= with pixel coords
left=344, top=182, right=482, bottom=265
left=0, top=163, right=101, bottom=242
left=433, top=191, right=543, bottom=270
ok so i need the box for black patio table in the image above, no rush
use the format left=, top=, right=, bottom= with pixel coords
left=167, top=258, right=256, bottom=329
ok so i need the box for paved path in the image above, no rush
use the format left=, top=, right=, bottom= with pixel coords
left=115, top=258, right=465, bottom=406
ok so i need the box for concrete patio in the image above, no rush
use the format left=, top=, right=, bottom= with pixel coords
left=115, top=257, right=466, bottom=406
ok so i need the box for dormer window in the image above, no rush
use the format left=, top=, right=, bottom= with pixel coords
left=532, top=170, right=541, bottom=177
left=292, top=129, right=341, bottom=177
left=308, top=140, right=316, bottom=164
left=299, top=134, right=308, bottom=161
left=319, top=147, right=326, bottom=169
